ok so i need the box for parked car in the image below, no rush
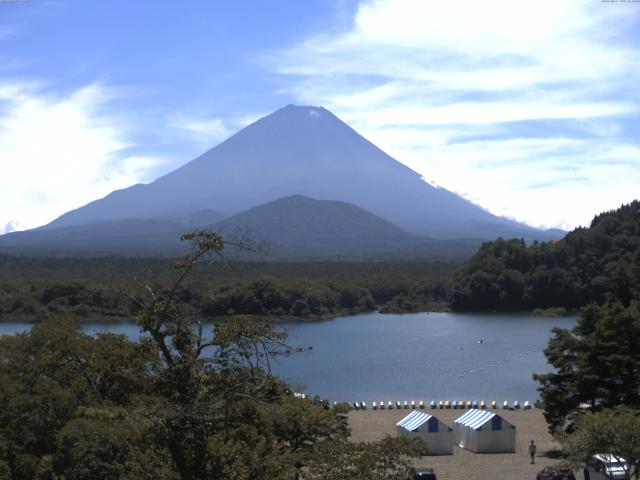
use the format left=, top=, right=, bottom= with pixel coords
left=536, top=464, right=576, bottom=480
left=411, top=467, right=437, bottom=480
left=584, top=454, right=629, bottom=480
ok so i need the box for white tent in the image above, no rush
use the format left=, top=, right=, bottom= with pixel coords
left=453, top=410, right=516, bottom=453
left=396, top=411, right=453, bottom=455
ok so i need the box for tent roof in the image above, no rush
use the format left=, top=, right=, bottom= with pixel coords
left=454, top=410, right=501, bottom=430
left=396, top=411, right=433, bottom=431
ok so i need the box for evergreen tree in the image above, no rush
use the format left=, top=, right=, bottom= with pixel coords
left=535, top=248, right=640, bottom=431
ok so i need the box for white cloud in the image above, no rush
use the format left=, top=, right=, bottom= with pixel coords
left=0, top=83, right=165, bottom=233
left=384, top=136, right=640, bottom=230
left=344, top=100, right=633, bottom=127
left=168, top=113, right=231, bottom=147
left=267, top=0, right=640, bottom=229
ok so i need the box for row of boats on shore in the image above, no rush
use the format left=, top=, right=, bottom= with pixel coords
left=353, top=399, right=533, bottom=410
left=290, top=393, right=534, bottom=411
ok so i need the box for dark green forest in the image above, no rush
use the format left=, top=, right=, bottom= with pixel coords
left=448, top=201, right=640, bottom=311
left=0, top=255, right=454, bottom=323
left=3, top=201, right=640, bottom=323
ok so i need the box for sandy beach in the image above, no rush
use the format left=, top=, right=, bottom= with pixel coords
left=348, top=406, right=565, bottom=480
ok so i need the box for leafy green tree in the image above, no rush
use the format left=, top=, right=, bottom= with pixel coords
left=560, top=407, right=640, bottom=480
left=304, top=436, right=425, bottom=480
left=127, top=231, right=366, bottom=479
left=0, top=231, right=433, bottom=479
left=53, top=406, right=177, bottom=480
left=0, top=316, right=157, bottom=480
left=0, top=435, right=10, bottom=480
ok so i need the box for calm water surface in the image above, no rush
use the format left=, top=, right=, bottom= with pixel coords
left=0, top=312, right=576, bottom=402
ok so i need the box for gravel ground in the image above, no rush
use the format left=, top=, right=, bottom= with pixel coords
left=348, top=406, right=567, bottom=480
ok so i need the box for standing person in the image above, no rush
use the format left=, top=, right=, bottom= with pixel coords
left=528, top=440, right=537, bottom=464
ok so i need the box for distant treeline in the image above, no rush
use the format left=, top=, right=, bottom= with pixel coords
left=4, top=201, right=639, bottom=320
left=448, top=201, right=640, bottom=311
left=0, top=256, right=455, bottom=322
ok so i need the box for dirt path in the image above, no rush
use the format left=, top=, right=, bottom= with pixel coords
left=348, top=407, right=566, bottom=480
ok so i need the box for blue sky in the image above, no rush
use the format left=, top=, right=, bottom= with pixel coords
left=1, top=0, right=639, bottom=233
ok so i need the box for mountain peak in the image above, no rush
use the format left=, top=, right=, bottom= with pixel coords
left=267, top=104, right=333, bottom=124
left=282, top=104, right=325, bottom=112
left=34, top=104, right=560, bottom=243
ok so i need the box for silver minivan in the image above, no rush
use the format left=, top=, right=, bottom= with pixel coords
left=584, top=454, right=629, bottom=480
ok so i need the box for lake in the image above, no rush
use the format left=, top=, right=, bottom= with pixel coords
left=0, top=312, right=576, bottom=403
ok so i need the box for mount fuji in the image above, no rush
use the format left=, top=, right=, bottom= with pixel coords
left=0, top=105, right=561, bottom=258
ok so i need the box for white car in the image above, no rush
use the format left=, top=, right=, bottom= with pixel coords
left=584, top=454, right=629, bottom=480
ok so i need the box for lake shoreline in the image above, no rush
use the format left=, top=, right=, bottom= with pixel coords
left=0, top=303, right=579, bottom=325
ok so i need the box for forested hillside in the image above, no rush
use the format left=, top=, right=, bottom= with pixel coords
left=448, top=201, right=640, bottom=311
left=0, top=256, right=454, bottom=322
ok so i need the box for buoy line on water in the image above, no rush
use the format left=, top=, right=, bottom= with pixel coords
left=454, top=347, right=541, bottom=380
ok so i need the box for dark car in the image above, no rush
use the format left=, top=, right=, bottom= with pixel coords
left=412, top=467, right=437, bottom=480
left=536, top=465, right=576, bottom=480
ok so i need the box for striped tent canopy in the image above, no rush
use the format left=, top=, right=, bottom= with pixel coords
left=454, top=410, right=499, bottom=430
left=453, top=409, right=514, bottom=452
left=397, top=411, right=432, bottom=432
left=396, top=410, right=454, bottom=455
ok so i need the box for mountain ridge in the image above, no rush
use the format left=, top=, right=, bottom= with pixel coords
left=0, top=195, right=480, bottom=260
